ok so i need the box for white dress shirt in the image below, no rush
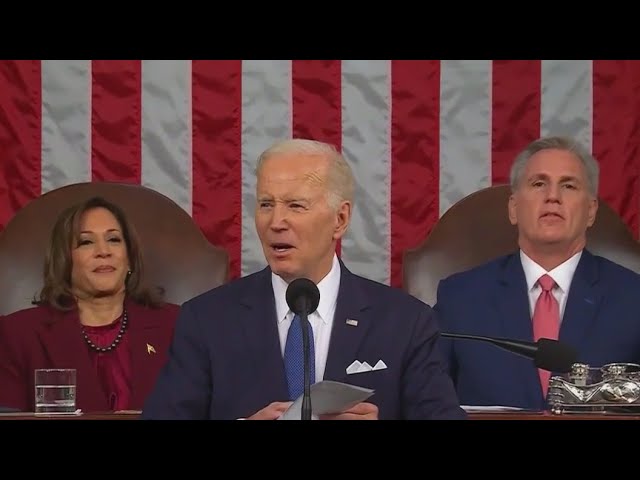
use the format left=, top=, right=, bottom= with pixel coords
left=271, top=254, right=341, bottom=382
left=519, top=250, right=582, bottom=323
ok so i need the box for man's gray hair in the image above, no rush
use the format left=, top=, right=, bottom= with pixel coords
left=509, top=136, right=600, bottom=197
left=255, top=138, right=355, bottom=210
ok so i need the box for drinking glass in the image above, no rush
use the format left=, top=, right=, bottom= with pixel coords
left=34, top=368, right=76, bottom=414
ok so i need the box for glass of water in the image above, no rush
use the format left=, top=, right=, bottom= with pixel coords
left=34, top=368, right=77, bottom=414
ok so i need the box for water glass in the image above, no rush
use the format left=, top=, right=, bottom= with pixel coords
left=34, top=368, right=77, bottom=414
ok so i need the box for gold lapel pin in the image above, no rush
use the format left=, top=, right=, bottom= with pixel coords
left=346, top=318, right=358, bottom=327
left=147, top=343, right=156, bottom=354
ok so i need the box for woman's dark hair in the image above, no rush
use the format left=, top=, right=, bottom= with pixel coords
left=34, top=196, right=165, bottom=310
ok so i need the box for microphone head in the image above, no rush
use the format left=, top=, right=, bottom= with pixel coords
left=285, top=278, right=320, bottom=316
left=535, top=338, right=578, bottom=373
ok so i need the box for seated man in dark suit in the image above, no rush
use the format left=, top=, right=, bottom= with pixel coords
left=141, top=138, right=465, bottom=420
left=434, top=135, right=640, bottom=410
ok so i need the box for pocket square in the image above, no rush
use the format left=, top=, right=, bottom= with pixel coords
left=346, top=359, right=387, bottom=374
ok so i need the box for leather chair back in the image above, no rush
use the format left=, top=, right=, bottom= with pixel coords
left=0, top=182, right=229, bottom=315
left=403, top=185, right=640, bottom=306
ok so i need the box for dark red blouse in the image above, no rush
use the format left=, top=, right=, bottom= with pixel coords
left=83, top=318, right=132, bottom=411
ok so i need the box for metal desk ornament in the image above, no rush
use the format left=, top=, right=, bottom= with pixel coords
left=547, top=362, right=640, bottom=414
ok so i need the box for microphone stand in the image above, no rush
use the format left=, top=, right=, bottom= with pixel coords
left=299, top=298, right=313, bottom=421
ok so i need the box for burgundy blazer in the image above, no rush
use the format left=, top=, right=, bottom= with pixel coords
left=0, top=298, right=179, bottom=413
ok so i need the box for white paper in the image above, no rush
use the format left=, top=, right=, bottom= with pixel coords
left=33, top=408, right=83, bottom=416
left=279, top=380, right=374, bottom=420
left=461, top=405, right=525, bottom=412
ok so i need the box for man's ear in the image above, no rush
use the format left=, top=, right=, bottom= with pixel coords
left=586, top=196, right=598, bottom=227
left=508, top=194, right=518, bottom=226
left=333, top=200, right=352, bottom=241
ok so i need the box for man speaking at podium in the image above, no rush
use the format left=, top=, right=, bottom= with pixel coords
left=434, top=136, right=640, bottom=411
left=141, top=138, right=465, bottom=420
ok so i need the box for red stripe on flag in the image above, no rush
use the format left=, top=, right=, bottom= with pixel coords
left=491, top=60, right=541, bottom=185
left=0, top=60, right=41, bottom=230
left=192, top=60, right=242, bottom=279
left=291, top=60, right=343, bottom=255
left=593, top=60, right=640, bottom=239
left=91, top=60, right=141, bottom=183
left=390, top=60, right=441, bottom=288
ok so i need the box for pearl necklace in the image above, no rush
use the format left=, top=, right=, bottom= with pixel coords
left=81, top=307, right=129, bottom=353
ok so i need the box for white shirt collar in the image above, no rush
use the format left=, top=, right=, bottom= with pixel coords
left=519, top=249, right=582, bottom=293
left=271, top=254, right=341, bottom=325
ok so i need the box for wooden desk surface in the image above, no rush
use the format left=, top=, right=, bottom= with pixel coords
left=1, top=411, right=639, bottom=420
left=468, top=411, right=640, bottom=420
left=0, top=412, right=139, bottom=420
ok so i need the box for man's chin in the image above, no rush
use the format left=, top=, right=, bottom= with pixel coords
left=270, top=269, right=293, bottom=282
left=267, top=261, right=295, bottom=281
left=529, top=236, right=576, bottom=253
left=536, top=234, right=566, bottom=244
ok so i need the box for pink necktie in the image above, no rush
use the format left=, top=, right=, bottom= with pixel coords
left=532, top=274, right=560, bottom=398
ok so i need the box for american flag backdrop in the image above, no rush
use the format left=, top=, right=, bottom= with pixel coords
left=1, top=60, right=639, bottom=289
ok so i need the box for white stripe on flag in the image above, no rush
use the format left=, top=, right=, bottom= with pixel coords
left=241, top=60, right=292, bottom=277
left=541, top=60, right=593, bottom=152
left=41, top=60, right=91, bottom=193
left=439, top=60, right=492, bottom=216
left=341, top=60, right=391, bottom=285
left=141, top=60, right=192, bottom=215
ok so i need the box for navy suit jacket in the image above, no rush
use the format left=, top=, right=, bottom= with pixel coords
left=434, top=249, right=640, bottom=410
left=142, top=261, right=466, bottom=420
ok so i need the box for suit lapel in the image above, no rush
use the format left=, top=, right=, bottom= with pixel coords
left=495, top=253, right=541, bottom=404
left=37, top=308, right=109, bottom=411
left=239, top=268, right=289, bottom=401
left=126, top=301, right=173, bottom=409
left=496, top=254, right=535, bottom=342
left=234, top=263, right=373, bottom=397
left=559, top=250, right=601, bottom=361
left=324, top=262, right=371, bottom=383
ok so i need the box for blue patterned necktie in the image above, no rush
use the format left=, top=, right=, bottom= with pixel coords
left=283, top=314, right=315, bottom=400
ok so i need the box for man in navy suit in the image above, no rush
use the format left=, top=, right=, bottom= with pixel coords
left=434, top=135, right=640, bottom=411
left=142, top=138, right=465, bottom=420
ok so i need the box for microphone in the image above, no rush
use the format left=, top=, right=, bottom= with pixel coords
left=285, top=278, right=320, bottom=421
left=441, top=332, right=577, bottom=373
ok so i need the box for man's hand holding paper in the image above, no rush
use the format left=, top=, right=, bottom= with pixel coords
left=318, top=401, right=378, bottom=420
left=278, top=380, right=375, bottom=420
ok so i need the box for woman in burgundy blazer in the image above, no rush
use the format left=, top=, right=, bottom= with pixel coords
left=0, top=196, right=180, bottom=413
